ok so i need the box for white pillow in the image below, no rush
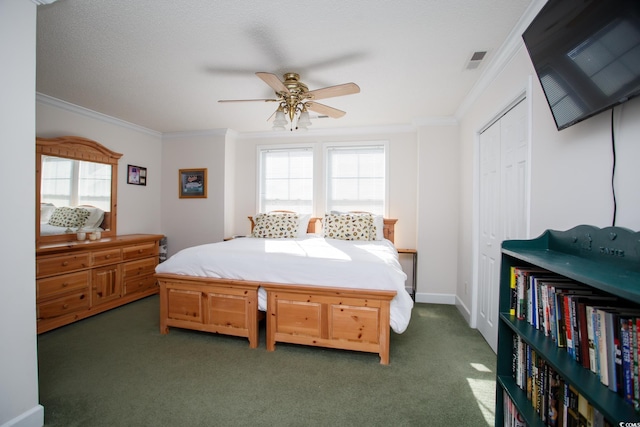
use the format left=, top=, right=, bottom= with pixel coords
left=372, top=215, right=384, bottom=240
left=41, top=203, right=56, bottom=223
left=78, top=206, right=105, bottom=229
left=297, top=214, right=312, bottom=237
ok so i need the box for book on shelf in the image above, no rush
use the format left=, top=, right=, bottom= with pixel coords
left=510, top=266, right=517, bottom=316
left=498, top=228, right=640, bottom=427
left=634, top=316, right=639, bottom=412
left=503, top=390, right=527, bottom=427
left=513, top=267, right=547, bottom=320
left=565, top=383, right=580, bottom=427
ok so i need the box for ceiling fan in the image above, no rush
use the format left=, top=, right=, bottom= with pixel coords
left=218, top=72, right=360, bottom=130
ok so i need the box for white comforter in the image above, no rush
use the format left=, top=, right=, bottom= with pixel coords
left=156, top=236, right=413, bottom=333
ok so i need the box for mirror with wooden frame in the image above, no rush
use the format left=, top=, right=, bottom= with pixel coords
left=36, top=136, right=122, bottom=245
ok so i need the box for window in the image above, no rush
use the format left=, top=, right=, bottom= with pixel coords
left=258, top=147, right=313, bottom=213
left=326, top=145, right=386, bottom=215
left=41, top=155, right=112, bottom=210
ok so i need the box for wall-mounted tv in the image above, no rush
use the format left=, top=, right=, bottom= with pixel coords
left=522, top=0, right=640, bottom=130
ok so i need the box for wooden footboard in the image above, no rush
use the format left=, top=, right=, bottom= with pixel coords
left=156, top=273, right=261, bottom=348
left=261, top=283, right=396, bottom=364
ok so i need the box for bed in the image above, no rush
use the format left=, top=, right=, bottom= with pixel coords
left=40, top=204, right=110, bottom=236
left=155, top=212, right=413, bottom=364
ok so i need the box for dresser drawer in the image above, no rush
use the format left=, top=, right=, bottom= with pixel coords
left=123, top=274, right=157, bottom=296
left=122, top=257, right=157, bottom=279
left=37, top=253, right=91, bottom=278
left=37, top=291, right=89, bottom=320
left=37, top=271, right=89, bottom=301
left=92, top=248, right=123, bottom=266
left=122, top=242, right=158, bottom=261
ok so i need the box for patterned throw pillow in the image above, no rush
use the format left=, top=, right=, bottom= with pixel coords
left=251, top=213, right=300, bottom=239
left=323, top=213, right=374, bottom=241
left=48, top=207, right=91, bottom=229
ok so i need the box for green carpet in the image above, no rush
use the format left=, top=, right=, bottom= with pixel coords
left=37, top=295, right=496, bottom=426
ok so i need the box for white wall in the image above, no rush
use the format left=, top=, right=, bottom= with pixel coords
left=415, top=122, right=460, bottom=304
left=161, top=131, right=227, bottom=256
left=36, top=100, right=163, bottom=236
left=456, top=44, right=640, bottom=320
left=0, top=1, right=42, bottom=426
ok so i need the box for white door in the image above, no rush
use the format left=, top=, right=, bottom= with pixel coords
left=477, top=99, right=529, bottom=352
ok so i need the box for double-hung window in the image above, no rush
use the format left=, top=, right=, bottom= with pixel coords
left=258, top=147, right=313, bottom=213
left=325, top=144, right=386, bottom=215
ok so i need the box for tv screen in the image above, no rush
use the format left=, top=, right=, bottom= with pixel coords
left=522, top=0, right=640, bottom=130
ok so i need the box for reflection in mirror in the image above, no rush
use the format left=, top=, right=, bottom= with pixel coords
left=40, top=156, right=112, bottom=236
left=36, top=136, right=122, bottom=245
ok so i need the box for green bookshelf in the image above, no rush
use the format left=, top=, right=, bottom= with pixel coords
left=495, top=225, right=640, bottom=426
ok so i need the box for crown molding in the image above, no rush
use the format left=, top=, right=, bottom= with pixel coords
left=31, top=0, right=58, bottom=4
left=36, top=93, right=162, bottom=138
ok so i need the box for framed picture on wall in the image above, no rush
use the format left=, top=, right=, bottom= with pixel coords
left=127, top=165, right=147, bottom=186
left=179, top=168, right=207, bottom=198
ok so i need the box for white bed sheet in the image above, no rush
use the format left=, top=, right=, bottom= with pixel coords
left=156, top=236, right=413, bottom=333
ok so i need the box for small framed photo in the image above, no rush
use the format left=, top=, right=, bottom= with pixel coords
left=127, top=165, right=147, bottom=186
left=179, top=168, right=207, bottom=198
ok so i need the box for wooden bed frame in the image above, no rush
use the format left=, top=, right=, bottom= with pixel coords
left=156, top=215, right=399, bottom=364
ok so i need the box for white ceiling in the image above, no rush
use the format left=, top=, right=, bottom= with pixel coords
left=36, top=0, right=536, bottom=134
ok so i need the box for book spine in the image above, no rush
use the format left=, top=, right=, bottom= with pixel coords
left=571, top=298, right=581, bottom=365
left=596, top=309, right=609, bottom=386
left=634, top=316, right=639, bottom=411
left=587, top=306, right=597, bottom=375
left=556, top=292, right=567, bottom=348
left=549, top=286, right=558, bottom=344
left=605, top=311, right=618, bottom=393
left=621, top=316, right=633, bottom=405
left=516, top=268, right=526, bottom=320
left=565, top=295, right=574, bottom=359
left=578, top=302, right=590, bottom=370
left=510, top=266, right=517, bottom=316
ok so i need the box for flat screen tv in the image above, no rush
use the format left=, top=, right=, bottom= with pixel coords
left=522, top=0, right=640, bottom=130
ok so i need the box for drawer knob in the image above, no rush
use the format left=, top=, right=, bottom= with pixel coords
left=63, top=304, right=68, bottom=309
left=62, top=261, right=69, bottom=266
left=138, top=249, right=143, bottom=253
left=105, top=254, right=111, bottom=259
left=62, top=282, right=68, bottom=287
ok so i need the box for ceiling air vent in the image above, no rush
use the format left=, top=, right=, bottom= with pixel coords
left=466, top=51, right=487, bottom=70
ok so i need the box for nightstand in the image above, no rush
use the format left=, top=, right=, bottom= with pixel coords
left=396, top=248, right=417, bottom=301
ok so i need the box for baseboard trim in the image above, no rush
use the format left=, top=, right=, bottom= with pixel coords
left=0, top=405, right=44, bottom=427
left=455, top=295, right=473, bottom=326
left=414, top=292, right=456, bottom=305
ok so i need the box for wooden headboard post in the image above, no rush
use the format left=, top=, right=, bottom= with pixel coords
left=383, top=218, right=397, bottom=244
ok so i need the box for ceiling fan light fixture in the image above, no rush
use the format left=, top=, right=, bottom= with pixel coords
left=272, top=109, right=287, bottom=131
left=296, top=110, right=312, bottom=131
left=220, top=72, right=359, bottom=131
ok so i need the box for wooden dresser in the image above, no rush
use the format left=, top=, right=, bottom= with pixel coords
left=36, top=234, right=164, bottom=333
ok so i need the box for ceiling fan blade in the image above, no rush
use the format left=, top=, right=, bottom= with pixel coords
left=306, top=102, right=346, bottom=118
left=256, top=72, right=290, bottom=95
left=218, top=98, right=278, bottom=103
left=306, top=82, right=360, bottom=101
